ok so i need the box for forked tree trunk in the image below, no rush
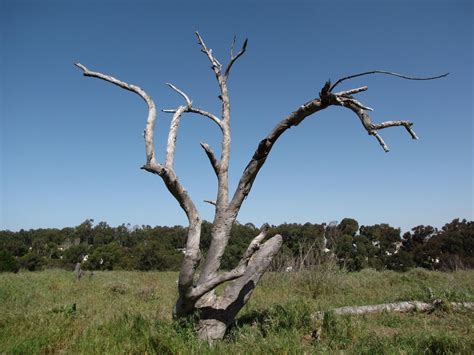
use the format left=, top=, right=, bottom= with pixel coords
left=195, top=234, right=282, bottom=341
left=75, top=32, right=446, bottom=342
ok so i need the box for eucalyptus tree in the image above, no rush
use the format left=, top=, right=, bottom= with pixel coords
left=75, top=32, right=446, bottom=341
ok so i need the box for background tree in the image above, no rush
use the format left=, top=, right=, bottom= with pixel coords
left=425, top=219, right=474, bottom=270
left=75, top=33, right=446, bottom=341
left=134, top=240, right=183, bottom=271
left=0, top=250, right=20, bottom=273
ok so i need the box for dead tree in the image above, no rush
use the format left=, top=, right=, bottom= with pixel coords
left=75, top=32, right=447, bottom=341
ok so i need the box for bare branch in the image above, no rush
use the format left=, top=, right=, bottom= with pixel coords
left=334, top=86, right=368, bottom=96
left=195, top=31, right=222, bottom=71
left=338, top=99, right=419, bottom=152
left=337, top=96, right=373, bottom=111
left=225, top=37, right=248, bottom=78
left=76, top=63, right=202, bottom=300
left=374, top=120, right=418, bottom=140
left=165, top=106, right=186, bottom=169
left=75, top=62, right=159, bottom=167
left=330, top=70, right=449, bottom=91
left=229, top=68, right=434, bottom=210
left=230, top=35, right=236, bottom=58
left=166, top=83, right=192, bottom=106
left=371, top=130, right=390, bottom=152
left=204, top=199, right=217, bottom=206
left=200, top=142, right=220, bottom=176
left=189, top=267, right=245, bottom=300
left=163, top=107, right=221, bottom=129
left=229, top=85, right=329, bottom=213
left=164, top=83, right=222, bottom=129
left=239, top=223, right=270, bottom=263
left=188, top=107, right=222, bottom=129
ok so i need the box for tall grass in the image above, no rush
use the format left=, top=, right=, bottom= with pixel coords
left=0, top=268, right=473, bottom=353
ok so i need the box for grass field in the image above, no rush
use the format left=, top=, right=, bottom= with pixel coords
left=0, top=267, right=473, bottom=354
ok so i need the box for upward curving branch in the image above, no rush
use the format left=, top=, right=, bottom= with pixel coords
left=229, top=93, right=328, bottom=213
left=75, top=63, right=202, bottom=303
left=165, top=106, right=187, bottom=169
left=162, top=83, right=222, bottom=176
left=166, top=83, right=192, bottom=106
left=225, top=37, right=248, bottom=78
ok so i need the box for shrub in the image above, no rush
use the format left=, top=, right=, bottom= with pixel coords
left=19, top=253, right=45, bottom=271
left=0, top=250, right=20, bottom=272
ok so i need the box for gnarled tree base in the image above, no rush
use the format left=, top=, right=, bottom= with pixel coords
left=193, top=234, right=283, bottom=342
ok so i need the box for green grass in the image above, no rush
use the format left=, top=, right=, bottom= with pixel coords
left=0, top=268, right=473, bottom=354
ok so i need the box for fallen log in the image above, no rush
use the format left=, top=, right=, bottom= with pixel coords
left=313, top=300, right=474, bottom=320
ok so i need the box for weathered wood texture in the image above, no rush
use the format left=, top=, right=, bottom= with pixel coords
left=313, top=300, right=474, bottom=320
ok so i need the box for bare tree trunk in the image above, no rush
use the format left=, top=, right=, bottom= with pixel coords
left=75, top=32, right=447, bottom=342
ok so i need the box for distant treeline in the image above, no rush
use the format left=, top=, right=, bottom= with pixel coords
left=0, top=218, right=472, bottom=273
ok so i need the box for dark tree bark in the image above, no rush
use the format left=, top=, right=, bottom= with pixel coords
left=75, top=33, right=447, bottom=342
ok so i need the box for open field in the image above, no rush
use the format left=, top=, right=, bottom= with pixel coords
left=0, top=268, right=473, bottom=354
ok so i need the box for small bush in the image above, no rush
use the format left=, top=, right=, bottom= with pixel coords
left=418, top=333, right=469, bottom=354
left=135, top=286, right=160, bottom=302
left=19, top=253, right=45, bottom=271
left=104, top=282, right=128, bottom=294
left=0, top=250, right=20, bottom=272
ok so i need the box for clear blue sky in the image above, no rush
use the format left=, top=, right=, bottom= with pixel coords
left=1, top=0, right=472, bottom=232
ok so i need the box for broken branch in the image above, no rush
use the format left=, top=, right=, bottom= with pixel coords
left=204, top=199, right=217, bottom=206
left=334, top=86, right=368, bottom=96
left=240, top=223, right=270, bottom=263
left=373, top=120, right=418, bottom=139
left=195, top=31, right=222, bottom=71
left=200, top=142, right=220, bottom=176
left=313, top=300, right=474, bottom=320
